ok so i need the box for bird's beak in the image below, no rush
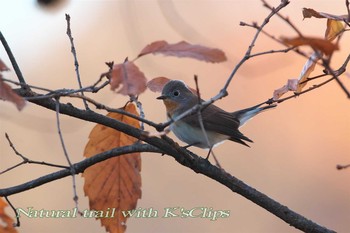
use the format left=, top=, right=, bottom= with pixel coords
left=156, top=95, right=167, bottom=100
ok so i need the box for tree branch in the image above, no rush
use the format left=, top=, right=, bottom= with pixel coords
left=65, top=14, right=89, bottom=110
left=0, top=143, right=160, bottom=196
left=1, top=133, right=69, bottom=175
left=0, top=31, right=27, bottom=87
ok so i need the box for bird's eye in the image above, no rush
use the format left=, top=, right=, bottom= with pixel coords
left=173, top=90, right=180, bottom=97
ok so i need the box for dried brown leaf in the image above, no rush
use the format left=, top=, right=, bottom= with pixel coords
left=83, top=103, right=141, bottom=233
left=296, top=52, right=319, bottom=93
left=302, top=8, right=348, bottom=21
left=147, top=77, right=198, bottom=95
left=273, top=52, right=320, bottom=100
left=110, top=61, right=147, bottom=96
left=273, top=79, right=298, bottom=100
left=146, top=77, right=171, bottom=92
left=0, top=78, right=26, bottom=111
left=138, top=41, right=168, bottom=57
left=282, top=36, right=339, bottom=56
left=0, top=198, right=18, bottom=233
left=138, top=40, right=227, bottom=63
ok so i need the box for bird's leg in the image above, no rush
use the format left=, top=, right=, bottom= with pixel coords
left=205, top=147, right=212, bottom=160
left=183, top=142, right=199, bottom=149
left=206, top=147, right=222, bottom=169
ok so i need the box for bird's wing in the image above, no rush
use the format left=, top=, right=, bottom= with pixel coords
left=184, top=104, right=253, bottom=146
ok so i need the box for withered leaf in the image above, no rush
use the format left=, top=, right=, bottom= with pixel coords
left=146, top=77, right=171, bottom=93
left=282, top=36, right=339, bottom=56
left=273, top=79, right=298, bottom=101
left=0, top=78, right=26, bottom=111
left=110, top=61, right=147, bottom=96
left=273, top=52, right=320, bottom=100
left=147, top=77, right=197, bottom=94
left=325, top=19, right=345, bottom=41
left=138, top=40, right=227, bottom=63
left=83, top=103, right=141, bottom=233
left=0, top=197, right=18, bottom=233
left=296, top=52, right=319, bottom=93
left=302, top=8, right=348, bottom=21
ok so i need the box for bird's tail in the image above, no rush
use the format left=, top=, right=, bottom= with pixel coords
left=232, top=103, right=277, bottom=127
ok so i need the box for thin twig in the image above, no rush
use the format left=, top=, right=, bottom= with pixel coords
left=4, top=196, right=20, bottom=227
left=262, top=0, right=303, bottom=37
left=2, top=77, right=107, bottom=96
left=194, top=76, right=222, bottom=168
left=0, top=133, right=69, bottom=175
left=65, top=14, right=89, bottom=110
left=2, top=78, right=53, bottom=92
left=322, top=55, right=350, bottom=98
left=130, top=95, right=145, bottom=131
left=0, top=162, right=26, bottom=175
left=3, top=76, right=156, bottom=128
left=221, top=0, right=290, bottom=93
left=54, top=98, right=79, bottom=209
left=249, top=47, right=295, bottom=58
left=299, top=73, right=328, bottom=85
left=240, top=21, right=309, bottom=58
left=346, top=0, right=350, bottom=23
left=0, top=31, right=27, bottom=87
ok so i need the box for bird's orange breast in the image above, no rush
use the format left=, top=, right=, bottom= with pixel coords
left=162, top=99, right=179, bottom=116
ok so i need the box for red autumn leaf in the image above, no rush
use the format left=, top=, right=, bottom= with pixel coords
left=138, top=40, right=227, bottom=63
left=146, top=77, right=171, bottom=93
left=0, top=78, right=26, bottom=111
left=83, top=103, right=141, bottom=233
left=282, top=36, right=339, bottom=56
left=0, top=197, right=18, bottom=233
left=138, top=41, right=168, bottom=57
left=110, top=61, right=147, bottom=96
left=302, top=8, right=348, bottom=21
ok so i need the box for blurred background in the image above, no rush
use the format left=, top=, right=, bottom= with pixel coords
left=0, top=0, right=349, bottom=232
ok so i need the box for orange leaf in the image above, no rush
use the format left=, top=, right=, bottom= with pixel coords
left=83, top=103, right=141, bottom=233
left=146, top=77, right=171, bottom=93
left=325, top=19, right=345, bottom=41
left=0, top=198, right=18, bottom=233
left=0, top=78, right=26, bottom=111
left=138, top=40, right=227, bottom=63
left=282, top=36, right=339, bottom=56
left=110, top=61, right=147, bottom=96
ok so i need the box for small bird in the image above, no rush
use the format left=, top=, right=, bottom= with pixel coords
left=157, top=80, right=276, bottom=153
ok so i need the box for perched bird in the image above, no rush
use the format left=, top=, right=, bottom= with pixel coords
left=157, top=80, right=275, bottom=152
